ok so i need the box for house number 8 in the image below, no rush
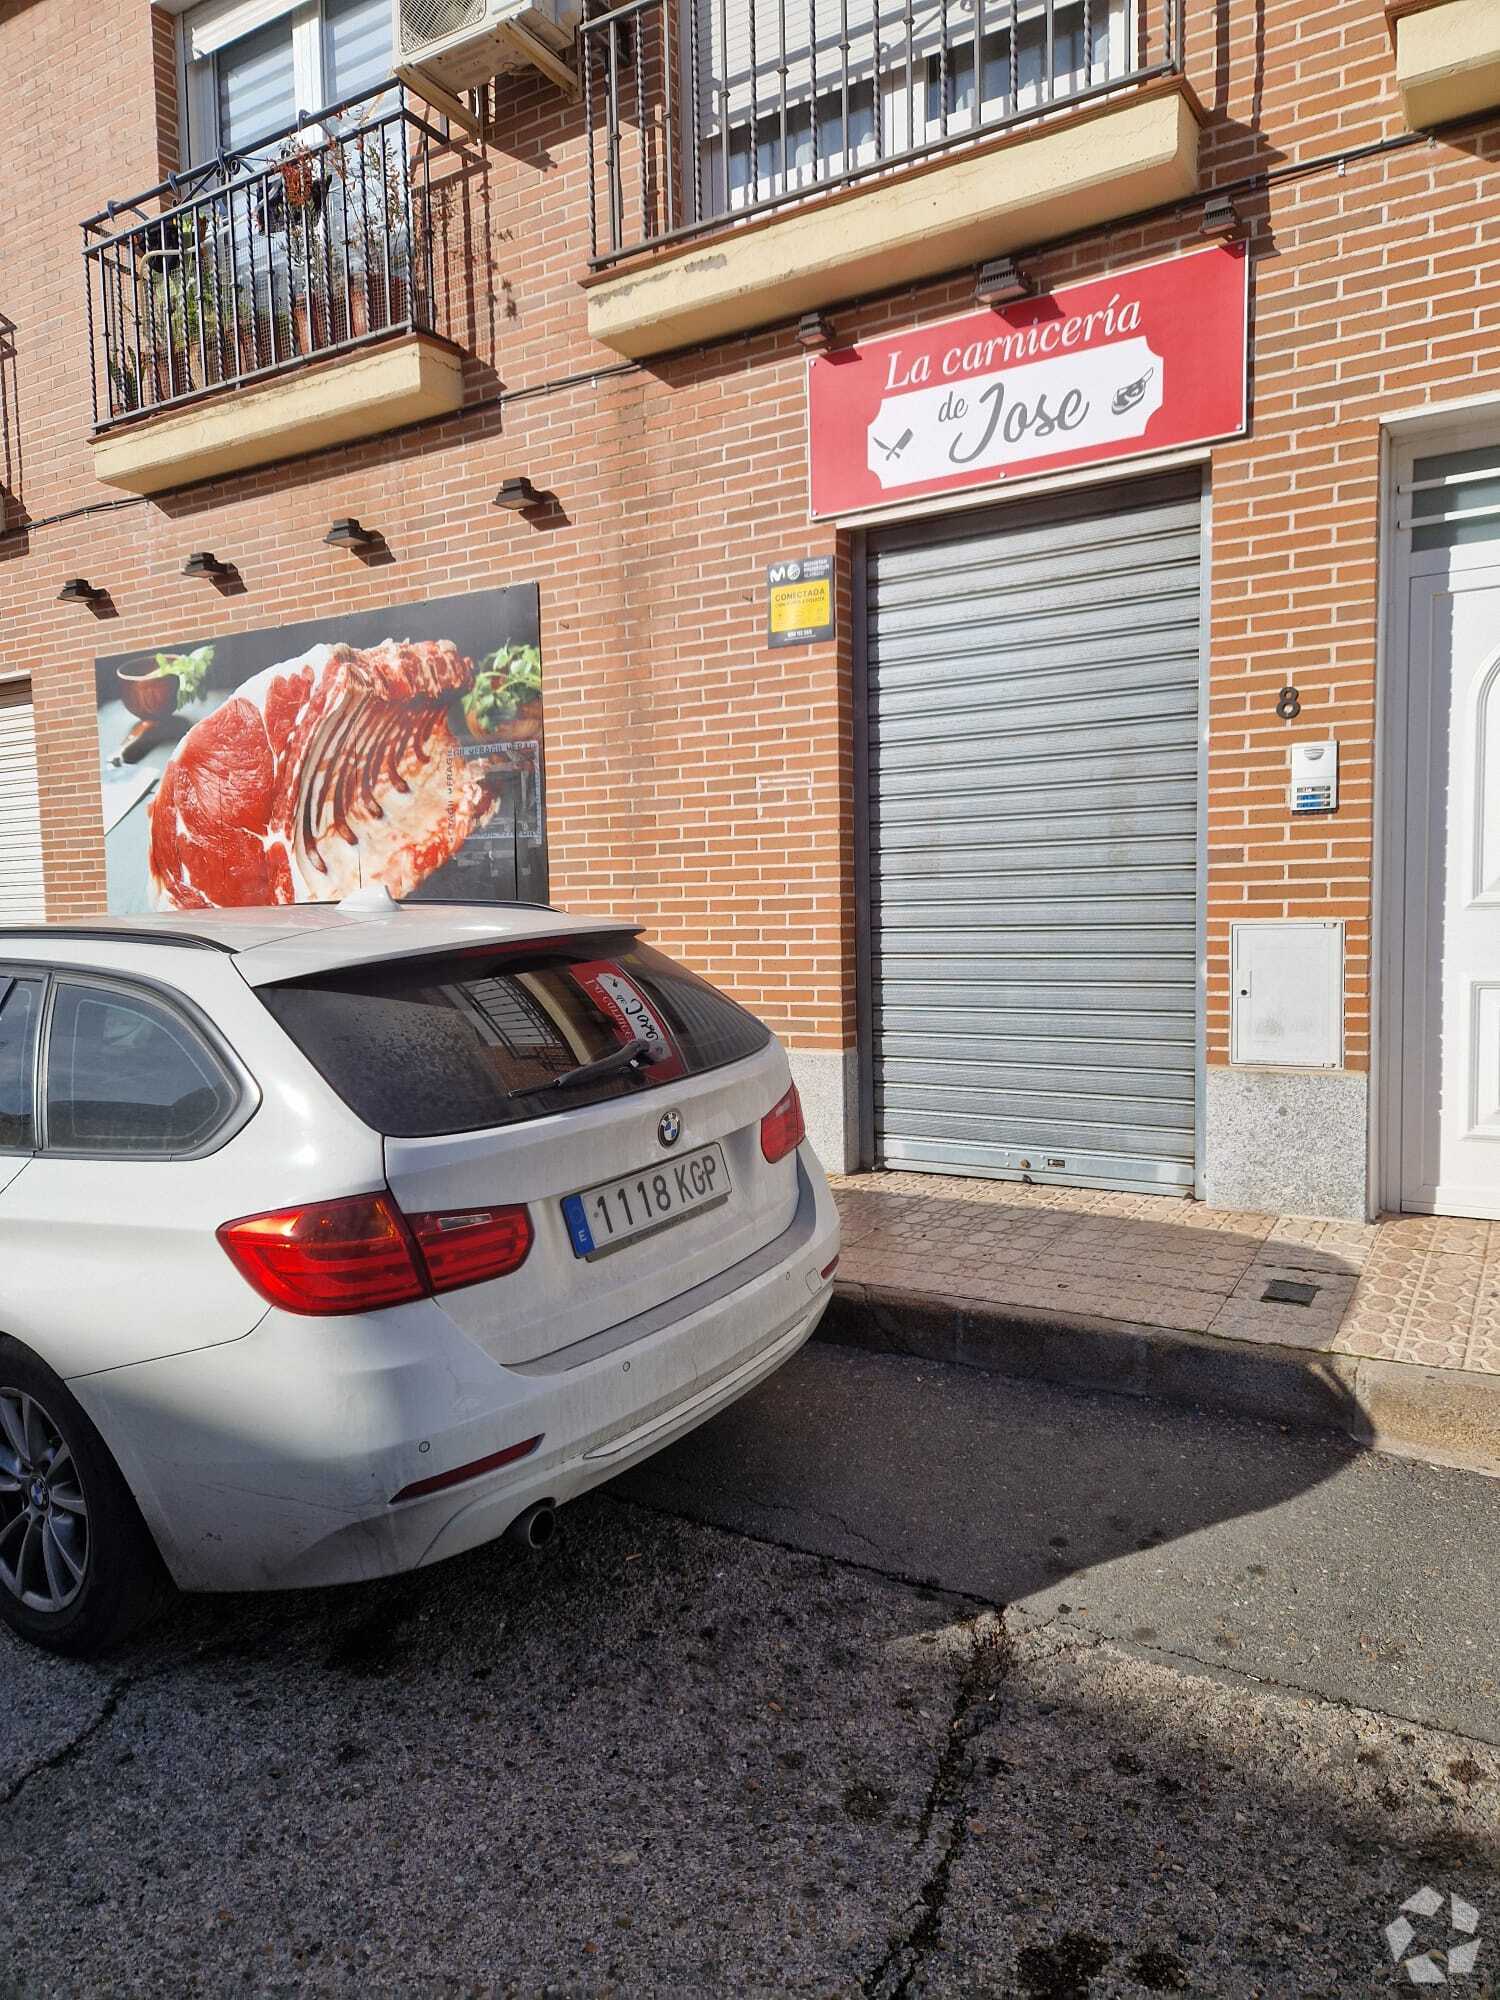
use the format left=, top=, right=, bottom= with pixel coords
left=1276, top=685, right=1302, bottom=720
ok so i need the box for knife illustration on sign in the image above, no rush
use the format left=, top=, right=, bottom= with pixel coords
left=872, top=428, right=913, bottom=462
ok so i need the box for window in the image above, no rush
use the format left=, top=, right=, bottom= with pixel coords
left=259, top=937, right=772, bottom=1138
left=183, top=0, right=393, bottom=163
left=215, top=15, right=299, bottom=152
left=0, top=977, right=42, bottom=1153
left=323, top=0, right=394, bottom=101
left=44, top=983, right=240, bottom=1157
left=1409, top=445, right=1500, bottom=554
left=698, top=0, right=1129, bottom=216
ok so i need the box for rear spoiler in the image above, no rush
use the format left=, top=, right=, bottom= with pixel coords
left=238, top=925, right=646, bottom=989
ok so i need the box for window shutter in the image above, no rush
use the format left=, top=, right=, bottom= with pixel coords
left=186, top=0, right=305, bottom=61
left=0, top=683, right=45, bottom=923
left=215, top=14, right=300, bottom=149
left=323, top=0, right=394, bottom=102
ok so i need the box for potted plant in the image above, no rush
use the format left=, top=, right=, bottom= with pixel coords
left=338, top=130, right=412, bottom=339
left=256, top=139, right=337, bottom=354
left=137, top=212, right=232, bottom=400
left=461, top=645, right=544, bottom=744
left=116, top=645, right=214, bottom=721
left=107, top=349, right=142, bottom=417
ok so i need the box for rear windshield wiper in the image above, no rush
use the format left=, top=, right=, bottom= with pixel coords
left=510, top=1037, right=663, bottom=1099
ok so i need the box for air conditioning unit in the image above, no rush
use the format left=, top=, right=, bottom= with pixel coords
left=394, top=0, right=581, bottom=107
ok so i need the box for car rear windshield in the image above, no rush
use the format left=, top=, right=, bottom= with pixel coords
left=257, top=934, right=772, bottom=1137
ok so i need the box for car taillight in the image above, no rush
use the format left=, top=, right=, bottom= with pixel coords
left=218, top=1192, right=534, bottom=1315
left=217, top=1192, right=428, bottom=1316
left=406, top=1206, right=534, bottom=1290
left=760, top=1082, right=806, bottom=1164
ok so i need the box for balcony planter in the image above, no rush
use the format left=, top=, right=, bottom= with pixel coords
left=348, top=270, right=410, bottom=338
left=147, top=342, right=231, bottom=401
left=291, top=293, right=336, bottom=355
left=107, top=355, right=143, bottom=417
left=148, top=349, right=193, bottom=403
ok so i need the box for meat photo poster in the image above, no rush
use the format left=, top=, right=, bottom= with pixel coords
left=94, top=583, right=546, bottom=913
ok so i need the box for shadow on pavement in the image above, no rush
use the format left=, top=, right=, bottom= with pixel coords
left=0, top=1483, right=1496, bottom=1999
left=616, top=1331, right=1370, bottom=1610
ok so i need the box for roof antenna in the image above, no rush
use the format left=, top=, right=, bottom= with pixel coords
left=338, top=884, right=400, bottom=916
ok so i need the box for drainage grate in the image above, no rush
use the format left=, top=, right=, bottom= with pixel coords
left=1261, top=1279, right=1320, bottom=1307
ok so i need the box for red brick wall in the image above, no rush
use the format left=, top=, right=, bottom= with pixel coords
left=0, top=0, right=1494, bottom=1080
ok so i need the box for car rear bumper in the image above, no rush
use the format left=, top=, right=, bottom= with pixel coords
left=72, top=1148, right=839, bottom=1592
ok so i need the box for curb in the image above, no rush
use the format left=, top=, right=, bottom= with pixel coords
left=817, top=1282, right=1500, bottom=1478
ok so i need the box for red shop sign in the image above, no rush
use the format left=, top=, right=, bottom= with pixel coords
left=806, top=243, right=1248, bottom=520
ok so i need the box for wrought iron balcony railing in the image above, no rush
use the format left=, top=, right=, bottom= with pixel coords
left=580, top=0, right=1186, bottom=266
left=82, top=86, right=443, bottom=429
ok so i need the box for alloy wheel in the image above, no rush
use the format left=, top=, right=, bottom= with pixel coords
left=0, top=1387, right=90, bottom=1614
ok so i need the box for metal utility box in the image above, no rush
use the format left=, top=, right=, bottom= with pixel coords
left=1230, top=920, right=1344, bottom=1068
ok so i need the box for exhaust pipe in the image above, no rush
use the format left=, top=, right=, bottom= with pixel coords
left=508, top=1502, right=557, bottom=1551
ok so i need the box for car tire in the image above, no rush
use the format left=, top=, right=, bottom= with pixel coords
left=0, top=1338, right=165, bottom=1658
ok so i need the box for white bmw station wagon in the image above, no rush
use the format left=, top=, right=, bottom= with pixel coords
left=0, top=898, right=839, bottom=1656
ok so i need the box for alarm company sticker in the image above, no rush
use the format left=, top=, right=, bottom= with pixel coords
left=767, top=555, right=834, bottom=648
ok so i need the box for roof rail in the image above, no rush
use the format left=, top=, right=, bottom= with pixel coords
left=0, top=926, right=239, bottom=954
left=405, top=899, right=562, bottom=912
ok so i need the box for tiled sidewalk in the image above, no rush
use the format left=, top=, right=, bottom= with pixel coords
left=831, top=1172, right=1500, bottom=1379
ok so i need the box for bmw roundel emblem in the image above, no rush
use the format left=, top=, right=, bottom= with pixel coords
left=658, top=1109, right=683, bottom=1148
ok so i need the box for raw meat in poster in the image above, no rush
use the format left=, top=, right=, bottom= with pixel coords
left=94, top=583, right=546, bottom=912
left=150, top=639, right=492, bottom=907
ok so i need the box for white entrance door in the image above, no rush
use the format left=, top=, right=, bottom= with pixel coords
left=1396, top=440, right=1500, bottom=1216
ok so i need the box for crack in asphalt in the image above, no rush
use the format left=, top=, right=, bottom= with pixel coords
left=0, top=1675, right=134, bottom=1811
left=607, top=1491, right=1000, bottom=1608
left=862, top=1611, right=1014, bottom=2000
left=0, top=1623, right=289, bottom=1816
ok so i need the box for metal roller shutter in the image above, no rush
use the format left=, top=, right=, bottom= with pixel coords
left=0, top=681, right=46, bottom=921
left=867, top=471, right=1203, bottom=1195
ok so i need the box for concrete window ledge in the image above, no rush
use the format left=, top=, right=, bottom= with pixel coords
left=584, top=78, right=1202, bottom=361
left=1389, top=0, right=1500, bottom=127
left=90, top=334, right=466, bottom=496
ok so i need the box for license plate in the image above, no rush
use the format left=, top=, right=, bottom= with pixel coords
left=560, top=1143, right=731, bottom=1260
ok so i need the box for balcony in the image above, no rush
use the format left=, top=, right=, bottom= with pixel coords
left=580, top=0, right=1199, bottom=357
left=82, top=88, right=464, bottom=495
left=1388, top=0, right=1500, bottom=128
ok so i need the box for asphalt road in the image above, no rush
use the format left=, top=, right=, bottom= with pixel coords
left=0, top=1343, right=1496, bottom=1999
left=621, top=1344, right=1500, bottom=1746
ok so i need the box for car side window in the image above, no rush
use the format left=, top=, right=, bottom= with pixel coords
left=0, top=976, right=43, bottom=1153
left=44, top=981, right=239, bottom=1158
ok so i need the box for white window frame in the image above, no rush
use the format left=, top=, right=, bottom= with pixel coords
left=179, top=0, right=387, bottom=165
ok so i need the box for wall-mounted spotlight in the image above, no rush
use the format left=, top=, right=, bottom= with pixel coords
left=494, top=477, right=543, bottom=512
left=796, top=310, right=835, bottom=352
left=57, top=577, right=105, bottom=606
left=974, top=255, right=1035, bottom=308
left=182, top=550, right=228, bottom=579
left=1201, top=194, right=1244, bottom=241
left=324, top=517, right=380, bottom=553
